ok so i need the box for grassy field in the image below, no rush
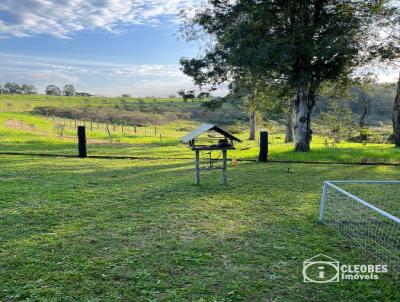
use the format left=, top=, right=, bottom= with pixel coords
left=0, top=95, right=186, bottom=112
left=1, top=110, right=400, bottom=163
left=1, top=94, right=399, bottom=163
left=0, top=156, right=400, bottom=301
left=1, top=95, right=399, bottom=301
left=0, top=155, right=399, bottom=301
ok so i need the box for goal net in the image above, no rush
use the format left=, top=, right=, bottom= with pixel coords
left=319, top=181, right=400, bottom=274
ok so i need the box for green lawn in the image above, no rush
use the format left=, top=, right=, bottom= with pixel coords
left=0, top=155, right=399, bottom=301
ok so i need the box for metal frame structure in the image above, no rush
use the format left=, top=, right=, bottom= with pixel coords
left=319, top=180, right=400, bottom=273
left=319, top=181, right=400, bottom=224
left=181, top=124, right=242, bottom=185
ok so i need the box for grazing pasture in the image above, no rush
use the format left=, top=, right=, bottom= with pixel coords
left=1, top=110, right=400, bottom=164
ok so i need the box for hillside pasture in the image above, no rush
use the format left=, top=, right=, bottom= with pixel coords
left=0, top=110, right=400, bottom=164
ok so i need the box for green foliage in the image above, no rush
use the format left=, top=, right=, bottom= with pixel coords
left=62, top=84, right=75, bottom=96
left=45, top=85, right=62, bottom=96
left=200, top=97, right=226, bottom=111
left=320, top=102, right=353, bottom=144
left=4, top=82, right=22, bottom=94
left=319, top=81, right=354, bottom=143
left=181, top=1, right=390, bottom=88
left=180, top=0, right=397, bottom=151
left=32, top=106, right=175, bottom=126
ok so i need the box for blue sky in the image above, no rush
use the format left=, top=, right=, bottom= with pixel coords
left=0, top=0, right=397, bottom=97
left=0, top=0, right=202, bottom=96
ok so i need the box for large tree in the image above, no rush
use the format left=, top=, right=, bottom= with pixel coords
left=374, top=4, right=400, bottom=146
left=46, top=85, right=62, bottom=96
left=226, top=78, right=259, bottom=140
left=63, top=84, right=76, bottom=96
left=353, top=75, right=377, bottom=141
left=20, top=84, right=37, bottom=95
left=180, top=0, right=392, bottom=151
left=4, top=82, right=21, bottom=94
left=394, top=75, right=400, bottom=146
left=228, top=77, right=286, bottom=140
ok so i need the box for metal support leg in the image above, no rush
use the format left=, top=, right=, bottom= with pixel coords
left=195, top=150, right=200, bottom=185
left=319, top=181, right=328, bottom=223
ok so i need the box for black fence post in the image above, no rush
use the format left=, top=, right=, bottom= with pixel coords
left=259, top=131, right=268, bottom=162
left=78, top=126, right=87, bottom=158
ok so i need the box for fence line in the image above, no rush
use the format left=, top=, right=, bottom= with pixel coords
left=1, top=114, right=400, bottom=164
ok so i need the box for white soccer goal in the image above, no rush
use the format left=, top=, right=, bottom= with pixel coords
left=319, top=181, right=400, bottom=274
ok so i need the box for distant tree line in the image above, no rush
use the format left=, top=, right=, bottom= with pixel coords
left=0, top=82, right=38, bottom=95
left=0, top=82, right=92, bottom=97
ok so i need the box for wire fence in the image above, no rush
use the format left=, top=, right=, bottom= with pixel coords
left=319, top=181, right=400, bottom=274
left=1, top=113, right=400, bottom=164
left=0, top=115, right=262, bottom=160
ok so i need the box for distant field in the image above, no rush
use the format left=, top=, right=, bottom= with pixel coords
left=0, top=94, right=399, bottom=163
left=0, top=111, right=399, bottom=164
left=0, top=94, right=187, bottom=112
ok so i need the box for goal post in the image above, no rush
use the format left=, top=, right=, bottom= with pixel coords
left=320, top=181, right=400, bottom=224
left=319, top=181, right=400, bottom=273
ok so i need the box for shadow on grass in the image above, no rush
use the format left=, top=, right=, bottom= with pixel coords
left=270, top=145, right=400, bottom=164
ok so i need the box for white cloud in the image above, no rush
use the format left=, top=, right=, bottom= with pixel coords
left=0, top=66, right=80, bottom=87
left=0, top=0, right=199, bottom=38
left=103, top=65, right=183, bottom=78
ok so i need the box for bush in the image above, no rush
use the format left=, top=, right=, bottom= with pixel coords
left=33, top=106, right=171, bottom=126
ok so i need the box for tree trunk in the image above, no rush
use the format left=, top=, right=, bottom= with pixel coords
left=359, top=95, right=368, bottom=141
left=393, top=72, right=400, bottom=147
left=285, top=111, right=294, bottom=143
left=249, top=109, right=256, bottom=140
left=293, top=85, right=315, bottom=152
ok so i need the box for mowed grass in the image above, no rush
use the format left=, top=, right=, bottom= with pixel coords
left=0, top=155, right=399, bottom=301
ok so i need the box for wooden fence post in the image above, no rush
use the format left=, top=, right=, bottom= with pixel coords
left=259, top=131, right=268, bottom=162
left=222, top=149, right=227, bottom=184
left=78, top=126, right=87, bottom=158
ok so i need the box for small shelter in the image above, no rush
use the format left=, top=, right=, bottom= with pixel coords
left=181, top=123, right=242, bottom=184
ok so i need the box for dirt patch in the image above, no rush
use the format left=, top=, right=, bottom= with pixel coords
left=4, top=119, right=70, bottom=140
left=5, top=119, right=32, bottom=130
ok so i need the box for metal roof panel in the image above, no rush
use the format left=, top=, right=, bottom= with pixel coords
left=180, top=123, right=242, bottom=143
